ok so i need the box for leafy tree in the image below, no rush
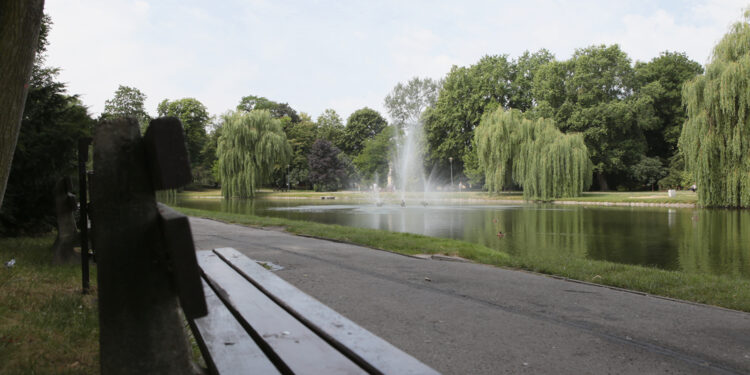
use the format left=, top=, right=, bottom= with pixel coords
left=282, top=113, right=317, bottom=189
left=0, top=0, right=45, bottom=210
left=509, top=49, right=555, bottom=111
left=102, top=85, right=150, bottom=130
left=354, top=126, right=395, bottom=185
left=533, top=45, right=647, bottom=190
left=217, top=110, right=291, bottom=198
left=157, top=98, right=210, bottom=168
left=476, top=108, right=591, bottom=200
left=316, top=108, right=345, bottom=149
left=384, top=77, right=441, bottom=129
left=1, top=14, right=94, bottom=234
left=308, top=139, right=348, bottom=191
left=341, top=107, right=387, bottom=156
left=680, top=10, right=750, bottom=207
left=237, top=95, right=300, bottom=123
left=634, top=52, right=703, bottom=160
left=424, top=54, right=513, bottom=172
left=631, top=156, right=667, bottom=191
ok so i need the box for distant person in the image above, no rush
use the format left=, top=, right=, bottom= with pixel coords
left=689, top=184, right=697, bottom=192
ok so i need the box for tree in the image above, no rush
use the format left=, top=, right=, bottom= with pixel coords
left=509, top=49, right=555, bottom=111
left=0, top=0, right=45, bottom=210
left=341, top=107, right=388, bottom=156
left=283, top=113, right=317, bottom=189
left=631, top=156, right=667, bottom=191
left=680, top=9, right=750, bottom=207
left=308, top=139, right=348, bottom=191
left=354, top=126, right=395, bottom=185
left=157, top=98, right=210, bottom=168
left=475, top=108, right=592, bottom=201
left=634, top=52, right=703, bottom=160
left=384, top=77, right=441, bottom=129
left=217, top=110, right=291, bottom=198
left=102, top=85, right=150, bottom=130
left=1, top=13, right=94, bottom=235
left=316, top=108, right=346, bottom=149
left=532, top=45, right=646, bottom=190
left=237, top=95, right=300, bottom=123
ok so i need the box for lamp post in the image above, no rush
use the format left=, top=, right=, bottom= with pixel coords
left=286, top=164, right=290, bottom=191
left=449, top=157, right=453, bottom=190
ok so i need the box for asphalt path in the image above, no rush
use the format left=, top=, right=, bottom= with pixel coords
left=190, top=217, right=750, bottom=375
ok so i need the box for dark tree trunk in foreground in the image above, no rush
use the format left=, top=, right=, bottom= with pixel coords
left=0, top=0, right=45, bottom=210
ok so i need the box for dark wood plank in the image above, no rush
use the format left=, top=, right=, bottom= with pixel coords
left=197, top=251, right=367, bottom=375
left=142, top=117, right=191, bottom=190
left=189, top=275, right=280, bottom=375
left=157, top=203, right=207, bottom=319
left=213, top=247, right=439, bottom=375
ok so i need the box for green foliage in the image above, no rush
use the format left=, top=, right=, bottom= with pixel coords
left=102, top=85, right=150, bottom=130
left=341, top=107, right=388, bottom=156
left=217, top=110, right=291, bottom=198
left=156, top=98, right=210, bottom=168
left=634, top=52, right=703, bottom=159
left=354, top=126, right=395, bottom=184
left=315, top=109, right=346, bottom=149
left=631, top=156, right=667, bottom=190
left=308, top=139, right=348, bottom=191
left=237, top=95, right=300, bottom=123
left=283, top=113, right=318, bottom=189
left=680, top=10, right=750, bottom=207
left=475, top=108, right=592, bottom=200
left=384, top=77, right=441, bottom=129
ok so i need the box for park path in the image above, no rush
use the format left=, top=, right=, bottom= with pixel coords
left=189, top=217, right=750, bottom=375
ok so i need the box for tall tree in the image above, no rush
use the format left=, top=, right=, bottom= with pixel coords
left=316, top=108, right=346, bottom=150
left=217, top=110, right=291, bottom=198
left=0, top=0, right=45, bottom=210
left=634, top=52, right=703, bottom=160
left=354, top=126, right=395, bottom=185
left=102, top=85, right=150, bottom=130
left=283, top=113, right=317, bottom=189
left=475, top=108, right=592, bottom=200
left=680, top=10, right=750, bottom=207
left=423, top=54, right=513, bottom=172
left=308, top=139, right=348, bottom=191
left=533, top=45, right=646, bottom=190
left=237, top=95, right=300, bottom=123
left=509, top=49, right=555, bottom=111
left=157, top=98, right=210, bottom=168
left=384, top=77, right=441, bottom=129
left=341, top=107, right=388, bottom=156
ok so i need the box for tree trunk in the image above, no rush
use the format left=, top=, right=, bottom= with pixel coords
left=0, top=0, right=45, bottom=210
left=596, top=171, right=610, bottom=191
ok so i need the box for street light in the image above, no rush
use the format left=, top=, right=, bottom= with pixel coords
left=286, top=164, right=290, bottom=191
left=449, top=157, right=453, bottom=190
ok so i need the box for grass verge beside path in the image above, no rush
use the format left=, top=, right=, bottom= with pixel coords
left=0, top=236, right=99, bottom=374
left=178, top=206, right=750, bottom=313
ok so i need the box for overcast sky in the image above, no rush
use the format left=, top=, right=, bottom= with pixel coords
left=44, top=0, right=748, bottom=122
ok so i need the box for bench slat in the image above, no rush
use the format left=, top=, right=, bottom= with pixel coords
left=213, top=247, right=439, bottom=375
left=197, top=251, right=367, bottom=375
left=190, top=279, right=280, bottom=375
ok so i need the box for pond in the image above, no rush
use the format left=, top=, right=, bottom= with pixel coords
left=174, top=197, right=750, bottom=279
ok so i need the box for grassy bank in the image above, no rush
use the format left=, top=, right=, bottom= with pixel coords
left=0, top=236, right=99, bottom=374
left=178, top=206, right=750, bottom=312
left=179, top=189, right=697, bottom=206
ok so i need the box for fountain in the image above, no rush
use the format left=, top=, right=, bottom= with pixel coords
left=393, top=119, right=436, bottom=206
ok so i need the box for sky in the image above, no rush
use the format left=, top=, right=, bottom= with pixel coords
left=44, top=0, right=748, bottom=123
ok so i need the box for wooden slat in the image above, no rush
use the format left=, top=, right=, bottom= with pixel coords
left=197, top=251, right=367, bottom=375
left=189, top=276, right=280, bottom=375
left=157, top=203, right=207, bottom=319
left=213, top=247, right=440, bottom=375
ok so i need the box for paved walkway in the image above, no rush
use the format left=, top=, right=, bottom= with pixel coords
left=190, top=217, right=750, bottom=375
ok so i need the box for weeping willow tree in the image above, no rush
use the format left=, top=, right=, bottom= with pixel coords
left=217, top=110, right=291, bottom=198
left=679, top=10, right=750, bottom=208
left=476, top=108, right=592, bottom=201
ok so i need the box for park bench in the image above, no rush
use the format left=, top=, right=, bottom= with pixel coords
left=88, top=117, right=438, bottom=374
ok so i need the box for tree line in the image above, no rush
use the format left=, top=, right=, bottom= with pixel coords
left=3, top=9, right=750, bottom=235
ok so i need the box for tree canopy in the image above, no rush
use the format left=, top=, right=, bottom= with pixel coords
left=341, top=107, right=388, bottom=156
left=102, top=85, right=150, bottom=130
left=679, top=10, right=750, bottom=207
left=354, top=126, right=395, bottom=186
left=237, top=95, right=300, bottom=123
left=308, top=139, right=348, bottom=191
left=316, top=108, right=346, bottom=150
left=217, top=110, right=291, bottom=198
left=384, top=77, right=441, bottom=129
left=475, top=108, right=592, bottom=201
left=157, top=98, right=210, bottom=168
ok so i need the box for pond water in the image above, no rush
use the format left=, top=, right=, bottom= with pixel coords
left=175, top=197, right=750, bottom=279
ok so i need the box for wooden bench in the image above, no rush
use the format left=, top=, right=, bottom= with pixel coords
left=89, top=117, right=437, bottom=374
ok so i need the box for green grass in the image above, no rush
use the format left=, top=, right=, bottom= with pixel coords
left=0, top=236, right=99, bottom=374
left=178, top=206, right=750, bottom=312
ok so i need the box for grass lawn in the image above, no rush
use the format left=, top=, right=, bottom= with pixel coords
left=0, top=236, right=98, bottom=374
left=178, top=206, right=750, bottom=313
left=179, top=189, right=698, bottom=205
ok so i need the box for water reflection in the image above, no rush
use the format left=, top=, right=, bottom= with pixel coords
left=173, top=197, right=750, bottom=278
